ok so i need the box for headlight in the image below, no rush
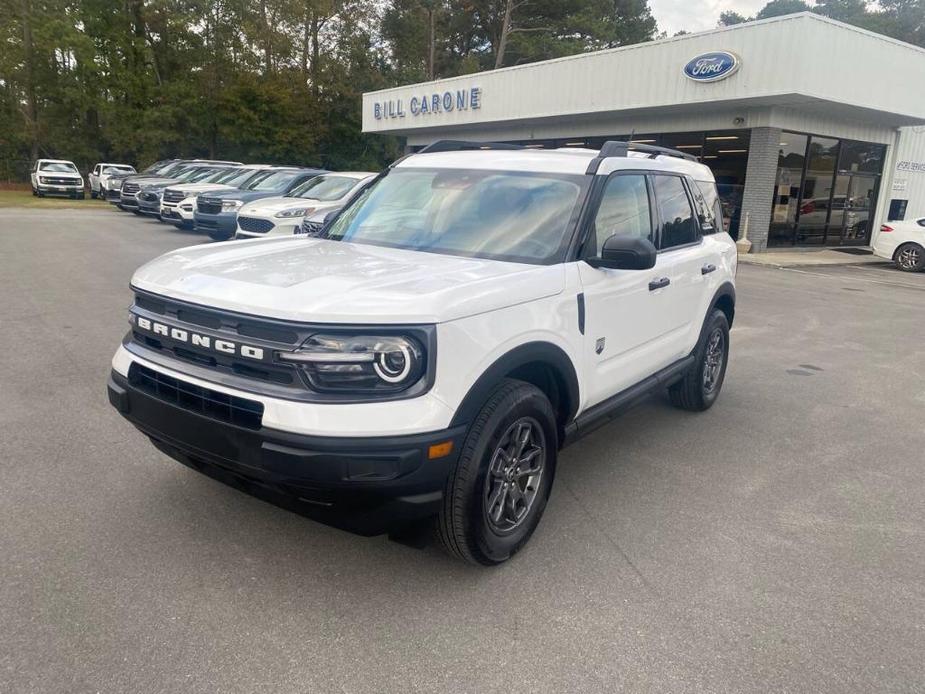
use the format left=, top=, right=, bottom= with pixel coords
left=275, top=207, right=314, bottom=218
left=222, top=200, right=243, bottom=210
left=278, top=333, right=426, bottom=394
left=39, top=176, right=49, bottom=184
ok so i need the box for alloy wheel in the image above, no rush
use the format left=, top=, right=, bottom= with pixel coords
left=483, top=417, right=546, bottom=534
left=898, top=246, right=921, bottom=270
left=702, top=328, right=725, bottom=394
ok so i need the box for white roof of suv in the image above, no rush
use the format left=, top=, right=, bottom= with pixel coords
left=396, top=145, right=715, bottom=180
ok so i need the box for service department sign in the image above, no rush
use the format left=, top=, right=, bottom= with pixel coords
left=683, top=52, right=740, bottom=82
left=373, top=86, right=482, bottom=120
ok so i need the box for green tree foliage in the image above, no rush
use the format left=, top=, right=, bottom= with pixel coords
left=2, top=0, right=656, bottom=178
left=717, top=0, right=924, bottom=50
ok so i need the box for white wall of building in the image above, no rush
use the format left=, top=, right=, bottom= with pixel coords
left=363, top=13, right=925, bottom=138
left=890, top=126, right=925, bottom=218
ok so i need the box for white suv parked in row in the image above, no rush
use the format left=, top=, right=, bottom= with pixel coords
left=107, top=141, right=737, bottom=565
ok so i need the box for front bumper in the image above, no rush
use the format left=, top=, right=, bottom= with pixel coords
left=119, top=194, right=140, bottom=209
left=107, top=368, right=466, bottom=535
left=194, top=211, right=238, bottom=238
left=36, top=183, right=83, bottom=196
left=138, top=198, right=162, bottom=216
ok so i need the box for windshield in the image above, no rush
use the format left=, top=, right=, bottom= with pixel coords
left=190, top=168, right=226, bottom=183
left=103, top=165, right=134, bottom=174
left=289, top=175, right=362, bottom=201
left=249, top=170, right=303, bottom=192
left=324, top=168, right=587, bottom=264
left=220, top=168, right=262, bottom=187
left=40, top=162, right=78, bottom=173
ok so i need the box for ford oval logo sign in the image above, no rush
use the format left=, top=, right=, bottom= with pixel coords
left=683, top=51, right=740, bottom=82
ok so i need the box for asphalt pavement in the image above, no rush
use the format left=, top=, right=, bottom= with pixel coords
left=1, top=208, right=923, bottom=693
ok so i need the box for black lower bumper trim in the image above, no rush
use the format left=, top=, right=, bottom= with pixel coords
left=108, top=370, right=466, bottom=534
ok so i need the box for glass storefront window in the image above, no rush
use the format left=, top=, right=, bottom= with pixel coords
left=768, top=133, right=808, bottom=246
left=769, top=132, right=885, bottom=247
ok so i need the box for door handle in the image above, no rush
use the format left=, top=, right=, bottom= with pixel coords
left=648, top=277, right=670, bottom=291
left=701, top=264, right=717, bottom=275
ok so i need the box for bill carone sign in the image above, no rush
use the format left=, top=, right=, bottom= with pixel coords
left=373, top=86, right=482, bottom=120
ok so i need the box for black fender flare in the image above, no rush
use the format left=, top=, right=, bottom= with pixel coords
left=707, top=281, right=736, bottom=327
left=449, top=341, right=580, bottom=429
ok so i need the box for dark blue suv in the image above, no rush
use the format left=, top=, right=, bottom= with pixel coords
left=194, top=168, right=327, bottom=241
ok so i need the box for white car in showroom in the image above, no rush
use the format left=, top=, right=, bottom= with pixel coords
left=88, top=163, right=136, bottom=198
left=873, top=218, right=925, bottom=272
left=235, top=172, right=375, bottom=238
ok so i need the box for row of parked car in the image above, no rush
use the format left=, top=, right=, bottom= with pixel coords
left=101, top=158, right=375, bottom=241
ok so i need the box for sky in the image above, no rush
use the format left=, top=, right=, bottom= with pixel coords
left=648, top=0, right=774, bottom=36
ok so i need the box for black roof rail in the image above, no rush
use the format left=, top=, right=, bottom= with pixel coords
left=586, top=139, right=697, bottom=174
left=418, top=140, right=525, bottom=154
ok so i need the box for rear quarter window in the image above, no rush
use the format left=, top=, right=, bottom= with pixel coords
left=694, top=179, right=724, bottom=234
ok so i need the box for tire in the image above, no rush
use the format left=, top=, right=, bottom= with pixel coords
left=894, top=243, right=924, bottom=272
left=208, top=229, right=233, bottom=242
left=31, top=186, right=37, bottom=196
left=37, top=191, right=45, bottom=198
left=77, top=192, right=85, bottom=200
left=669, top=309, right=730, bottom=412
left=436, top=378, right=557, bottom=566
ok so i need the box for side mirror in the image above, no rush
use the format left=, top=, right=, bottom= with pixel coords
left=586, top=235, right=657, bottom=270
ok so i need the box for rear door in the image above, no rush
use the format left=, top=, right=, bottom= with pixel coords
left=577, top=172, right=683, bottom=407
left=649, top=174, right=718, bottom=358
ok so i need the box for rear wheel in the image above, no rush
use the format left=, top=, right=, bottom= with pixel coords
left=669, top=310, right=730, bottom=412
left=436, top=379, right=557, bottom=565
left=894, top=243, right=924, bottom=272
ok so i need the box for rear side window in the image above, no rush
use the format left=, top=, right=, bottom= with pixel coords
left=652, top=175, right=699, bottom=249
left=693, top=180, right=724, bottom=234
left=589, top=174, right=653, bottom=254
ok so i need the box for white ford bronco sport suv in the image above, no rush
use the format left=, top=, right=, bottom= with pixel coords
left=107, top=140, right=737, bottom=565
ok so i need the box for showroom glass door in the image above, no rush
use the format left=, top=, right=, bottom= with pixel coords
left=826, top=173, right=878, bottom=246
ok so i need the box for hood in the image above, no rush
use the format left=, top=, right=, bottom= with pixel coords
left=39, top=171, right=81, bottom=180
left=240, top=196, right=331, bottom=217
left=168, top=182, right=235, bottom=194
left=202, top=189, right=285, bottom=203
left=131, top=237, right=564, bottom=324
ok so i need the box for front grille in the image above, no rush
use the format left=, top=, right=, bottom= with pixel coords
left=40, top=176, right=80, bottom=186
left=129, top=363, right=264, bottom=430
left=197, top=198, right=222, bottom=215
left=163, top=189, right=185, bottom=203
left=140, top=191, right=160, bottom=202
left=238, top=217, right=275, bottom=234
left=122, top=182, right=140, bottom=194
left=300, top=220, right=324, bottom=236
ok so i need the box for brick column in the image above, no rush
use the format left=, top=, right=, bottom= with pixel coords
left=740, top=127, right=781, bottom=252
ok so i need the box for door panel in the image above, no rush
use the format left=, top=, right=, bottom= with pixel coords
left=577, top=172, right=681, bottom=407
left=578, top=258, right=682, bottom=407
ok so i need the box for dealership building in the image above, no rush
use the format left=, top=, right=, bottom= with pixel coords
left=363, top=13, right=925, bottom=252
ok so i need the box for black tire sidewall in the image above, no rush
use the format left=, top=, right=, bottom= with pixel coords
left=463, top=384, right=557, bottom=564
left=695, top=311, right=730, bottom=407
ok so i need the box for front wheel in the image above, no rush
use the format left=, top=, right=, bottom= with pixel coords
left=669, top=310, right=730, bottom=412
left=436, top=379, right=557, bottom=565
left=894, top=243, right=924, bottom=272
left=208, top=229, right=233, bottom=242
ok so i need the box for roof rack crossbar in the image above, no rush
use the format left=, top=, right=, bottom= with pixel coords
left=418, top=140, right=525, bottom=154
left=586, top=139, right=698, bottom=174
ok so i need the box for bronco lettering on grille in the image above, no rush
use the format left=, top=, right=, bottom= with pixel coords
left=132, top=315, right=265, bottom=361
